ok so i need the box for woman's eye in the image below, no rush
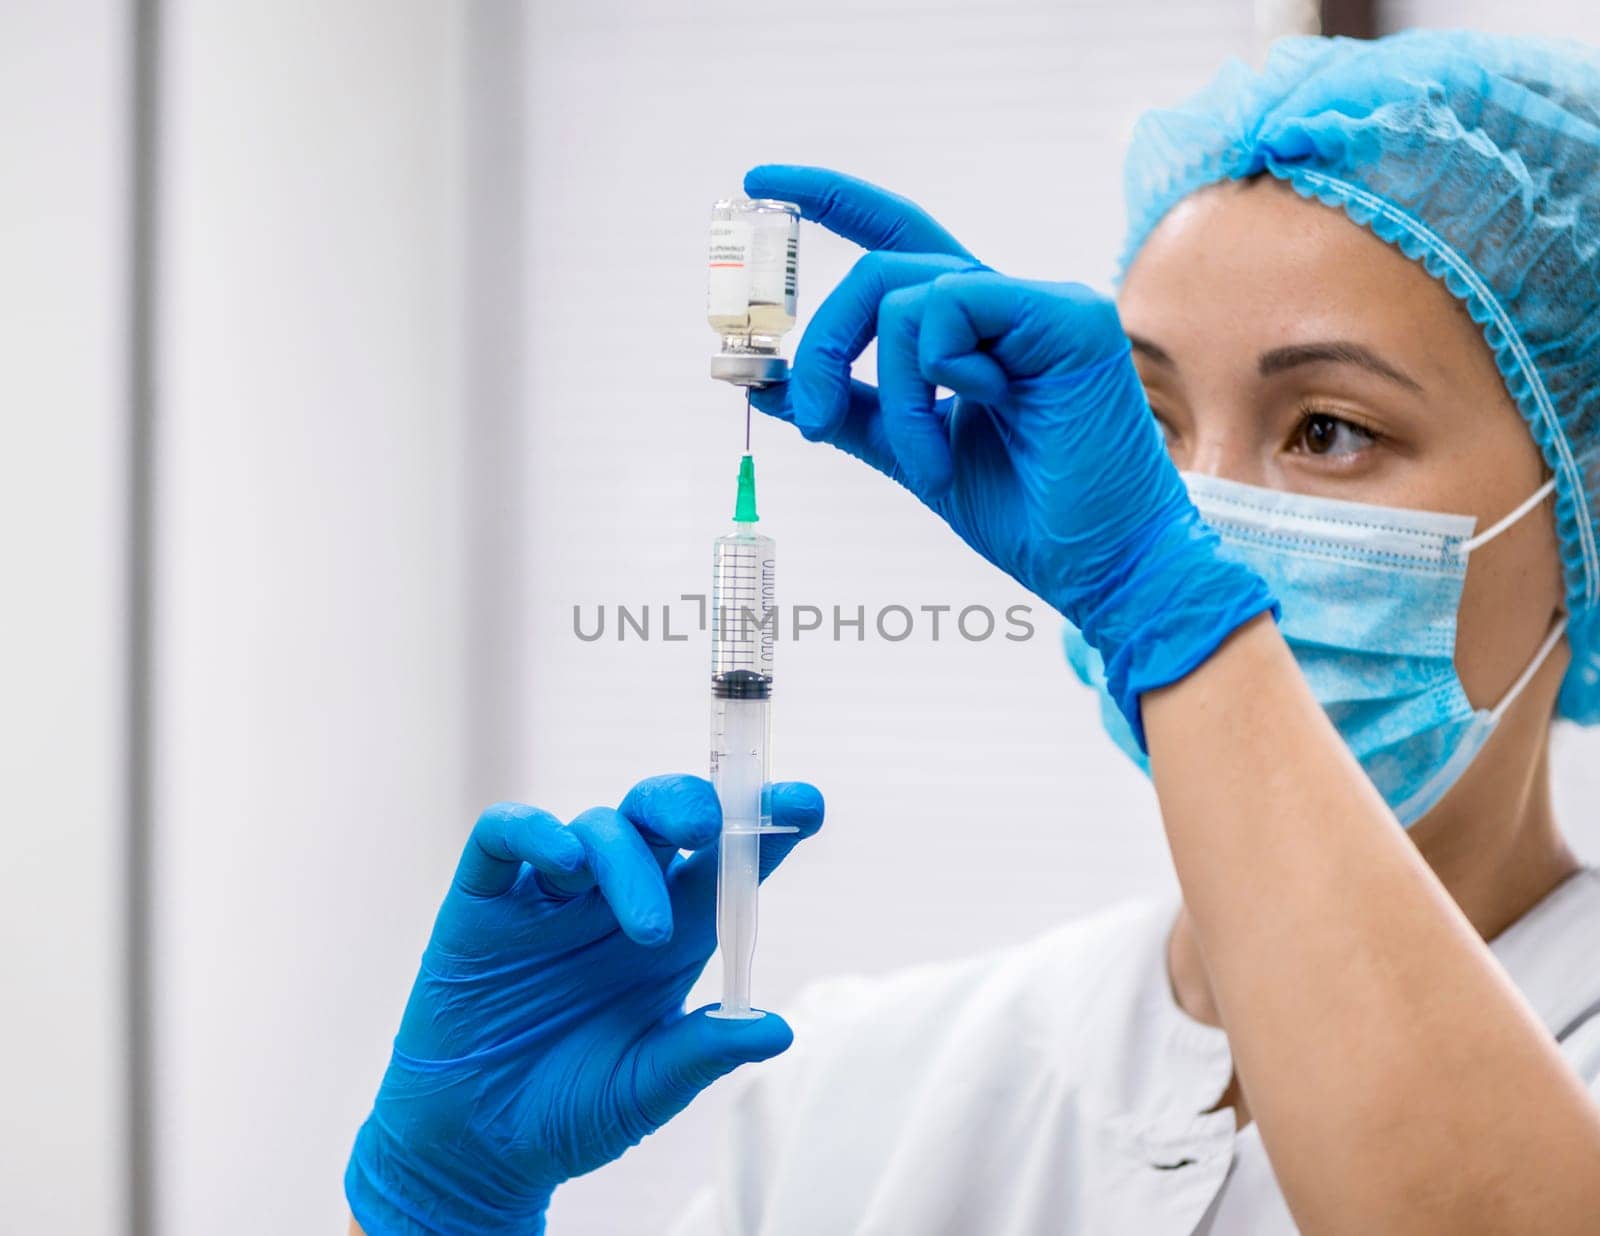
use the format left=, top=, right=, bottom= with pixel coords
left=1295, top=411, right=1375, bottom=458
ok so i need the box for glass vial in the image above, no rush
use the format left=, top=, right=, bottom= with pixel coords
left=708, top=196, right=800, bottom=386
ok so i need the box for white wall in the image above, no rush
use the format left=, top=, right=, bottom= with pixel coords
left=1387, top=0, right=1600, bottom=38
left=0, top=5, right=130, bottom=1233
left=151, top=3, right=470, bottom=1231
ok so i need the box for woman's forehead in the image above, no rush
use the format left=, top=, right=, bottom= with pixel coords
left=1118, top=180, right=1482, bottom=371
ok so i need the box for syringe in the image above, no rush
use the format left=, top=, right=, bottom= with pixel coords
left=706, top=454, right=792, bottom=1020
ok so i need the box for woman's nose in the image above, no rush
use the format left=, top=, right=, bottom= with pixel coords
left=1183, top=431, right=1266, bottom=487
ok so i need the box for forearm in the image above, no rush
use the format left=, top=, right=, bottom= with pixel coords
left=1143, top=615, right=1600, bottom=1234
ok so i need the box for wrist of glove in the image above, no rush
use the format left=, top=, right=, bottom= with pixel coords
left=346, top=1104, right=553, bottom=1236
left=1063, top=507, right=1278, bottom=750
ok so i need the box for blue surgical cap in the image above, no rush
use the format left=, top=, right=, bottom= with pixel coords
left=1121, top=30, right=1600, bottom=722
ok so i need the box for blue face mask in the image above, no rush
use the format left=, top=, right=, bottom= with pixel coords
left=1066, top=472, right=1566, bottom=826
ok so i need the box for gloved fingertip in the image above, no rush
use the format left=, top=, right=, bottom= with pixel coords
left=631, top=1008, right=794, bottom=1125
left=683, top=822, right=721, bottom=852
left=790, top=373, right=844, bottom=441
left=677, top=770, right=721, bottom=802
left=629, top=913, right=674, bottom=948
left=741, top=163, right=783, bottom=198
left=966, top=367, right=1010, bottom=406
left=772, top=781, right=825, bottom=832
left=693, top=1006, right=795, bottom=1061
left=748, top=382, right=791, bottom=422
left=655, top=773, right=721, bottom=841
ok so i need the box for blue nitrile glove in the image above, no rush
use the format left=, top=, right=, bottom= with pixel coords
left=346, top=774, right=825, bottom=1235
left=746, top=166, right=1274, bottom=742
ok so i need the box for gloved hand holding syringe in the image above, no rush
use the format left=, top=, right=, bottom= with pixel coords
left=704, top=194, right=802, bottom=1018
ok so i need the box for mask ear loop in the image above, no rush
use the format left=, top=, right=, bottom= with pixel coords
left=1488, top=616, right=1569, bottom=725
left=1457, top=475, right=1558, bottom=555
left=1453, top=472, right=1570, bottom=722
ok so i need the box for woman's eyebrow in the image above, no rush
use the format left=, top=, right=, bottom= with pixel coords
left=1258, top=341, right=1423, bottom=392
left=1127, top=334, right=1174, bottom=366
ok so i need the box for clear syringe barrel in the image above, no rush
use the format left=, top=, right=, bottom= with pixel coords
left=707, top=523, right=790, bottom=1020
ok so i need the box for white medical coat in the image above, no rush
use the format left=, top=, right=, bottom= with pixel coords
left=672, top=870, right=1600, bottom=1235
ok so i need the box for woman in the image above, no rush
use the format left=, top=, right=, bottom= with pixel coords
left=347, top=30, right=1600, bottom=1234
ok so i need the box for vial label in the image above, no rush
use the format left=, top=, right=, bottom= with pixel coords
left=708, top=219, right=751, bottom=319
left=747, top=225, right=791, bottom=308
